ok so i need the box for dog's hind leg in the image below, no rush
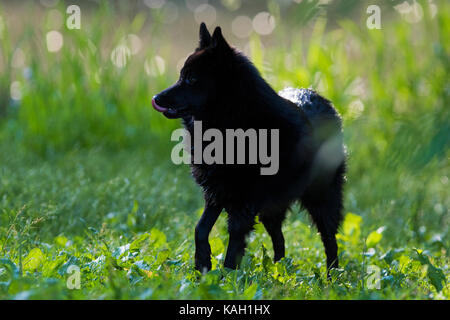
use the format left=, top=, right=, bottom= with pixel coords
left=224, top=209, right=256, bottom=269
left=259, top=207, right=287, bottom=262
left=302, top=167, right=344, bottom=279
left=305, top=202, right=341, bottom=279
left=195, top=204, right=223, bottom=273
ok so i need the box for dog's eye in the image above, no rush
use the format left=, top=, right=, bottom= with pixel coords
left=185, top=75, right=197, bottom=85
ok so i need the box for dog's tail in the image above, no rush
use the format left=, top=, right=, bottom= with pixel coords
left=280, top=87, right=346, bottom=187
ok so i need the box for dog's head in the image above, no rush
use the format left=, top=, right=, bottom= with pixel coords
left=152, top=23, right=233, bottom=119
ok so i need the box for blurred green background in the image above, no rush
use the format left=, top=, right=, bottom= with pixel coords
left=0, top=0, right=448, bottom=299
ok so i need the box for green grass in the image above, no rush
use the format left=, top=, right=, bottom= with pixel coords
left=0, top=0, right=449, bottom=299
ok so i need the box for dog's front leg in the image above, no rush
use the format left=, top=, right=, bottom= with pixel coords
left=195, top=204, right=222, bottom=273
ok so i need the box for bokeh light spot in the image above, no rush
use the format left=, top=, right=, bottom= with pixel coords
left=252, top=12, right=276, bottom=36
left=125, top=34, right=142, bottom=55
left=186, top=0, right=208, bottom=12
left=111, top=45, right=131, bottom=68
left=348, top=99, right=365, bottom=119
left=162, top=2, right=179, bottom=24
left=145, top=55, right=166, bottom=77
left=143, top=0, right=166, bottom=9
left=221, top=0, right=241, bottom=11
left=10, top=81, right=22, bottom=101
left=194, top=4, right=216, bottom=25
left=231, top=16, right=253, bottom=38
left=394, top=1, right=424, bottom=23
left=46, top=30, right=63, bottom=52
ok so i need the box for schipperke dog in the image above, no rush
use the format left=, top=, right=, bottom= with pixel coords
left=152, top=23, right=346, bottom=278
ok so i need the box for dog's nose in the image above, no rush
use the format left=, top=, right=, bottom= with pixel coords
left=152, top=95, right=169, bottom=113
left=153, top=94, right=165, bottom=106
left=152, top=94, right=162, bottom=107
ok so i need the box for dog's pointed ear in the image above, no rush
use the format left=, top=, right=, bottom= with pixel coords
left=211, top=26, right=231, bottom=51
left=198, top=22, right=211, bottom=49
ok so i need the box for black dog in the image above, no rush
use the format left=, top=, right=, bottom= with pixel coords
left=152, top=23, right=346, bottom=277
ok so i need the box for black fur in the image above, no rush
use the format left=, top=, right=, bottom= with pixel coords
left=153, top=23, right=346, bottom=277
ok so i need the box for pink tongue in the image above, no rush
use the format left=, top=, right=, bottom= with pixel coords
left=152, top=97, right=169, bottom=112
